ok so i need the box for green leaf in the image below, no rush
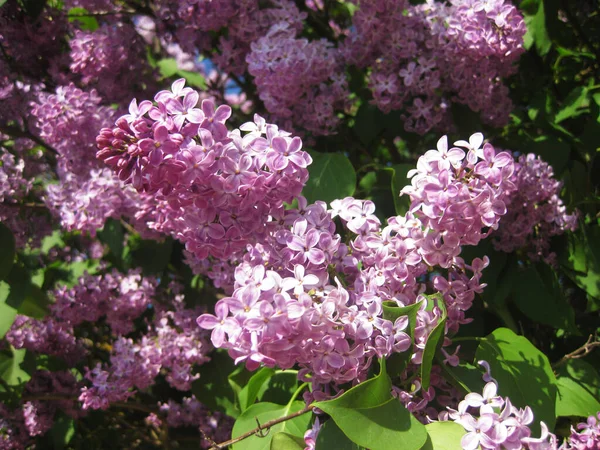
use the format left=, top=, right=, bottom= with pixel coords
left=420, top=421, right=466, bottom=450
left=556, top=359, right=600, bottom=418
left=17, top=285, right=50, bottom=319
left=157, top=58, right=179, bottom=78
left=511, top=264, right=577, bottom=332
left=318, top=399, right=426, bottom=450
left=50, top=414, right=75, bottom=450
left=313, top=360, right=427, bottom=450
left=126, top=236, right=173, bottom=274
left=192, top=350, right=240, bottom=418
left=231, top=402, right=311, bottom=450
left=561, top=226, right=600, bottom=307
left=238, top=368, right=276, bottom=412
left=382, top=300, right=422, bottom=377
left=554, top=87, right=590, bottom=123
left=257, top=371, right=299, bottom=406
left=556, top=377, right=600, bottom=418
left=0, top=281, right=17, bottom=339
left=389, top=164, right=413, bottom=216
left=67, top=7, right=99, bottom=31
left=475, top=328, right=557, bottom=433
left=314, top=360, right=392, bottom=411
left=0, top=223, right=15, bottom=281
left=420, top=294, right=447, bottom=391
left=315, top=420, right=364, bottom=450
left=523, top=0, right=552, bottom=56
left=302, top=153, right=356, bottom=204
left=270, top=432, right=305, bottom=450
left=177, top=70, right=207, bottom=90
left=98, top=218, right=125, bottom=263
left=439, top=362, right=486, bottom=395
left=0, top=347, right=30, bottom=386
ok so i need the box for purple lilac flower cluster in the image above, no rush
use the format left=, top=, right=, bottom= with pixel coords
left=69, top=23, right=155, bottom=103
left=0, top=150, right=51, bottom=247
left=344, top=0, right=525, bottom=133
left=51, top=269, right=157, bottom=335
left=30, top=84, right=116, bottom=174
left=401, top=133, right=516, bottom=249
left=157, top=396, right=235, bottom=449
left=153, top=0, right=306, bottom=75
left=44, top=168, right=155, bottom=236
left=78, top=289, right=212, bottom=408
left=6, top=316, right=85, bottom=364
left=96, top=79, right=312, bottom=260
left=443, top=374, right=600, bottom=449
left=445, top=379, right=558, bottom=449
left=195, top=134, right=508, bottom=400
left=246, top=22, right=351, bottom=135
left=563, top=412, right=600, bottom=449
left=21, top=371, right=81, bottom=437
left=494, top=153, right=578, bottom=263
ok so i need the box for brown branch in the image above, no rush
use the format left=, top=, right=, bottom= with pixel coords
left=209, top=405, right=313, bottom=449
left=553, top=334, right=600, bottom=369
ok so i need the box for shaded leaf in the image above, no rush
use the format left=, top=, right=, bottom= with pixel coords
left=270, top=432, right=305, bottom=450
left=421, top=421, right=466, bottom=450
left=315, top=420, right=364, bottom=450
left=302, top=153, right=356, bottom=204
left=0, top=223, right=15, bottom=281
left=475, top=328, right=557, bottom=433
left=231, top=401, right=311, bottom=450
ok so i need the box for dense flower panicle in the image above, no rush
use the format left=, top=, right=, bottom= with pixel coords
left=0, top=403, right=31, bottom=450
left=246, top=22, right=351, bottom=135
left=159, top=396, right=235, bottom=449
left=5, top=316, right=85, bottom=364
left=444, top=374, right=561, bottom=450
left=195, top=136, right=505, bottom=392
left=401, top=134, right=517, bottom=249
left=21, top=371, right=81, bottom=437
left=69, top=24, right=155, bottom=103
left=97, top=79, right=312, bottom=260
left=30, top=84, right=116, bottom=175
left=494, top=153, right=578, bottom=263
left=51, top=269, right=158, bottom=335
left=0, top=149, right=53, bottom=248
left=563, top=412, right=600, bottom=450
left=0, top=4, right=67, bottom=80
left=344, top=0, right=525, bottom=133
left=0, top=152, right=31, bottom=203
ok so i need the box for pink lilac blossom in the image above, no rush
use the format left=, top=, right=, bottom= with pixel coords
left=444, top=378, right=559, bottom=449
left=69, top=23, right=155, bottom=103
left=77, top=283, right=212, bottom=409
left=493, top=153, right=578, bottom=263
left=246, top=22, right=351, bottom=136
left=563, top=412, right=600, bottom=450
left=97, top=79, right=312, bottom=261
left=0, top=148, right=52, bottom=248
left=51, top=269, right=158, bottom=335
left=5, top=316, right=85, bottom=364
left=159, top=396, right=234, bottom=449
left=343, top=0, right=525, bottom=133
left=30, top=84, right=116, bottom=175
left=195, top=131, right=572, bottom=414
